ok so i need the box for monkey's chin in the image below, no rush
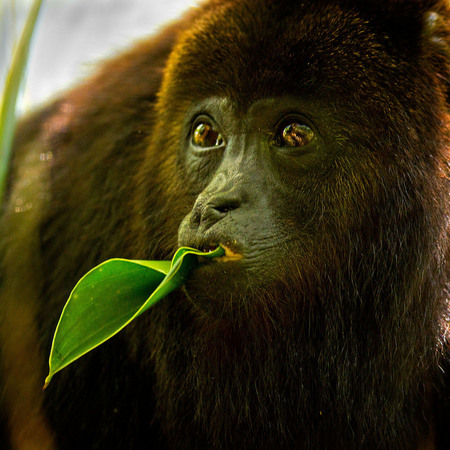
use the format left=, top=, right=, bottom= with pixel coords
left=182, top=256, right=250, bottom=319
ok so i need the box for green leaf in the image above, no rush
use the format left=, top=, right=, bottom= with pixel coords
left=0, top=0, right=43, bottom=203
left=44, top=246, right=225, bottom=387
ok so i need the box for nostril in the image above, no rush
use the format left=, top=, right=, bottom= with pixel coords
left=189, top=191, right=241, bottom=230
left=212, top=199, right=240, bottom=215
left=215, top=205, right=232, bottom=213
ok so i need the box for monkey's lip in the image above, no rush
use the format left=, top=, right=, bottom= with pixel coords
left=199, top=243, right=243, bottom=263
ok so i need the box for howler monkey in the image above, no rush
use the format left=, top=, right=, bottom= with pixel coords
left=1, top=0, right=449, bottom=449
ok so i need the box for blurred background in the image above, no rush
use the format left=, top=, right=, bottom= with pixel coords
left=0, top=0, right=197, bottom=114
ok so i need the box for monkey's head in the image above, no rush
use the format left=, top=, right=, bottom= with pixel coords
left=137, top=0, right=449, bottom=328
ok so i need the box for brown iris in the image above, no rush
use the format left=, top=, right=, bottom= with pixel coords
left=274, top=122, right=314, bottom=147
left=192, top=123, right=224, bottom=148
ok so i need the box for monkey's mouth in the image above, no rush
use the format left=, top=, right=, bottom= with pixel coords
left=200, top=243, right=243, bottom=263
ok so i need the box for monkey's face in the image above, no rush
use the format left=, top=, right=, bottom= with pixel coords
left=175, top=96, right=339, bottom=313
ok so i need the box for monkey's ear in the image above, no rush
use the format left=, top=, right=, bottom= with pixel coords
left=350, top=0, right=449, bottom=44
left=351, top=0, right=445, bottom=12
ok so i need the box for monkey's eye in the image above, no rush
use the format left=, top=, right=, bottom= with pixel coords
left=192, top=123, right=224, bottom=148
left=273, top=122, right=315, bottom=148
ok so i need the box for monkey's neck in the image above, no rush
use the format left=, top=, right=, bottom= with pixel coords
left=150, top=290, right=440, bottom=450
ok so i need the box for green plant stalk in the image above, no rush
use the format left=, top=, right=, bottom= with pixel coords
left=0, top=0, right=43, bottom=203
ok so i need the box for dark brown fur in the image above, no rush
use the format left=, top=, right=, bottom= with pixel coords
left=1, top=1, right=449, bottom=449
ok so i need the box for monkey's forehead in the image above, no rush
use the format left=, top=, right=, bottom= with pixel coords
left=161, top=0, right=446, bottom=109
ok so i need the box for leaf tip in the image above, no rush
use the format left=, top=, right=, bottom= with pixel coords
left=43, top=374, right=52, bottom=390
